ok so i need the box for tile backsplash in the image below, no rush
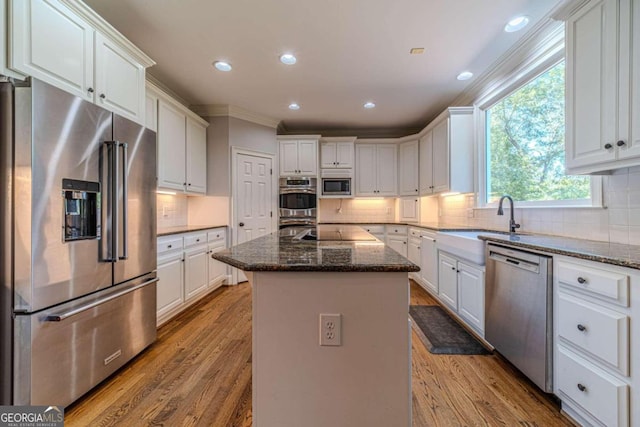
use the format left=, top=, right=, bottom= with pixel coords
left=156, top=194, right=188, bottom=228
left=319, top=198, right=396, bottom=223
left=436, top=166, right=640, bottom=245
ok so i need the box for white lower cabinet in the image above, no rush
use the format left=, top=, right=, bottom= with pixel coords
left=156, top=227, right=228, bottom=326
left=553, top=255, right=637, bottom=427
left=438, top=251, right=485, bottom=335
left=407, top=228, right=422, bottom=281
left=419, top=231, right=438, bottom=295
left=385, top=225, right=407, bottom=257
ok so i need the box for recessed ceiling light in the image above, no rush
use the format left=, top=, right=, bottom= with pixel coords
left=457, top=71, right=473, bottom=81
left=213, top=61, right=232, bottom=72
left=504, top=15, right=529, bottom=33
left=363, top=102, right=376, bottom=109
left=288, top=103, right=300, bottom=110
left=280, top=54, right=297, bottom=65
left=410, top=48, right=425, bottom=55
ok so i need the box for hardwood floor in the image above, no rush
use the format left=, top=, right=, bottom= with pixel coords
left=65, top=281, right=573, bottom=426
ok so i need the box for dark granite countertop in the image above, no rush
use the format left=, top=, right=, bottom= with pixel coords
left=319, top=221, right=489, bottom=232
left=212, top=225, right=420, bottom=272
left=158, top=224, right=228, bottom=237
left=478, top=234, right=640, bottom=270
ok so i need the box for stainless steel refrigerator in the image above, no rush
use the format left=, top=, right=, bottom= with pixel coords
left=0, top=78, right=158, bottom=407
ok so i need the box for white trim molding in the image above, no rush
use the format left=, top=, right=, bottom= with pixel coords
left=191, top=104, right=280, bottom=129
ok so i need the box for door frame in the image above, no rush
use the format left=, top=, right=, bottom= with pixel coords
left=230, top=147, right=278, bottom=284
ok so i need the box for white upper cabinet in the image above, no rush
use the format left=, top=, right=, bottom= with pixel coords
left=320, top=137, right=355, bottom=168
left=420, top=107, right=474, bottom=195
left=355, top=143, right=397, bottom=196
left=399, top=139, right=419, bottom=196
left=565, top=0, right=640, bottom=173
left=157, top=89, right=209, bottom=194
left=419, top=131, right=433, bottom=194
left=145, top=83, right=159, bottom=131
left=278, top=138, right=318, bottom=176
left=94, top=32, right=146, bottom=123
left=186, top=117, right=207, bottom=194
left=399, top=197, right=420, bottom=222
left=8, top=0, right=154, bottom=124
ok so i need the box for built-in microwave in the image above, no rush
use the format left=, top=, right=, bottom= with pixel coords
left=321, top=169, right=353, bottom=197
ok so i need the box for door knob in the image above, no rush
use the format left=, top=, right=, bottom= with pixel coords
left=239, top=222, right=245, bottom=227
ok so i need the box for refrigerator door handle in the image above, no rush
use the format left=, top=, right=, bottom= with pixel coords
left=43, top=277, right=159, bottom=321
left=119, top=142, right=128, bottom=260
left=102, top=141, right=119, bottom=262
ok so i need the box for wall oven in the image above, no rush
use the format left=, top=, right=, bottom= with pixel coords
left=279, top=177, right=317, bottom=228
left=321, top=169, right=352, bottom=197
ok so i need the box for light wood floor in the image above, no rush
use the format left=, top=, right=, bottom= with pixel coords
left=65, top=281, right=574, bottom=426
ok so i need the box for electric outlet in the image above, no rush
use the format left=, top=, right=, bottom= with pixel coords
left=162, top=205, right=168, bottom=217
left=320, top=313, right=342, bottom=346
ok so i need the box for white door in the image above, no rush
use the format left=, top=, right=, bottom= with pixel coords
left=399, top=140, right=419, bottom=196
left=432, top=119, right=449, bottom=193
left=279, top=141, right=299, bottom=175
left=376, top=144, right=398, bottom=196
left=355, top=144, right=377, bottom=196
left=438, top=253, right=458, bottom=311
left=320, top=142, right=337, bottom=168
left=297, top=140, right=318, bottom=175
left=186, top=117, right=207, bottom=194
left=235, top=153, right=274, bottom=282
left=419, top=131, right=433, bottom=194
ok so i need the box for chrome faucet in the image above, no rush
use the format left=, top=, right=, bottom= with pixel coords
left=497, top=195, right=520, bottom=234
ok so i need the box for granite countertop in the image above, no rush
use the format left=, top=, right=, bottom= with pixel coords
left=158, top=224, right=228, bottom=237
left=478, top=233, right=640, bottom=270
left=319, top=221, right=486, bottom=232
left=212, top=225, right=420, bottom=272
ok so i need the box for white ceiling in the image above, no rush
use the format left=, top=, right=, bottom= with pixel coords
left=85, top=0, right=561, bottom=136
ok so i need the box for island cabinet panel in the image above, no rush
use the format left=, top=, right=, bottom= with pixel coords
left=251, top=271, right=411, bottom=427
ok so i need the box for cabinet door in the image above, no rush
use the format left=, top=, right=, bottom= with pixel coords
left=186, top=117, right=207, bottom=194
left=184, top=246, right=208, bottom=300
left=336, top=142, right=354, bottom=168
left=279, top=141, right=299, bottom=175
left=158, top=99, right=187, bottom=191
left=420, top=235, right=438, bottom=294
left=419, top=131, right=433, bottom=195
left=297, top=140, right=318, bottom=175
left=387, top=236, right=407, bottom=257
left=157, top=253, right=184, bottom=322
left=432, top=119, right=449, bottom=193
left=399, top=140, right=419, bottom=195
left=376, top=144, right=398, bottom=196
left=438, top=253, right=458, bottom=311
left=457, top=261, right=484, bottom=334
left=320, top=142, right=337, bottom=168
left=408, top=239, right=421, bottom=266
left=94, top=32, right=145, bottom=123
left=565, top=0, right=618, bottom=171
left=145, top=91, right=158, bottom=132
left=355, top=144, right=377, bottom=196
left=399, top=197, right=419, bottom=222
left=621, top=0, right=640, bottom=161
left=208, top=244, right=228, bottom=290
left=10, top=0, right=94, bottom=100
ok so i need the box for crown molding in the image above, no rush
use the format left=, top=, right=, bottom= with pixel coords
left=320, top=136, right=358, bottom=143
left=551, top=0, right=591, bottom=20
left=190, top=104, right=280, bottom=129
left=60, top=0, right=155, bottom=68
left=146, top=75, right=192, bottom=108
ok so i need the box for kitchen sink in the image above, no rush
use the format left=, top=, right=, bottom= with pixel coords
left=436, top=231, right=510, bottom=265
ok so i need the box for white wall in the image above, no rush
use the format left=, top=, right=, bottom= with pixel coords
left=435, top=166, right=640, bottom=244
left=188, top=196, right=230, bottom=226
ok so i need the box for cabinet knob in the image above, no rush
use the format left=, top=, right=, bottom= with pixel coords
left=451, top=266, right=455, bottom=271
left=167, top=244, right=172, bottom=249
left=604, top=143, right=613, bottom=149
left=196, top=238, right=200, bottom=242
left=577, top=277, right=587, bottom=284
left=183, top=182, right=187, bottom=186
left=188, top=183, right=192, bottom=186
left=87, top=87, right=94, bottom=93
left=336, top=162, right=340, bottom=165
left=617, top=140, right=626, bottom=147
left=577, top=324, right=587, bottom=332
left=415, top=189, right=418, bottom=192
left=216, top=234, right=220, bottom=238
left=403, top=241, right=406, bottom=245
left=239, top=222, right=245, bottom=227
left=577, top=383, right=587, bottom=392
left=99, top=93, right=106, bottom=99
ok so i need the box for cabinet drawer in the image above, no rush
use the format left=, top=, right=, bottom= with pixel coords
left=157, top=236, right=183, bottom=255
left=558, top=294, right=629, bottom=376
left=557, top=347, right=629, bottom=427
left=556, top=260, right=629, bottom=307
left=184, top=232, right=207, bottom=248
left=207, top=229, right=226, bottom=243
left=386, top=225, right=407, bottom=235
left=408, top=227, right=421, bottom=237
left=360, top=225, right=384, bottom=234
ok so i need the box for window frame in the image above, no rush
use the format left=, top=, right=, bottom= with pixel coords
left=475, top=42, right=602, bottom=209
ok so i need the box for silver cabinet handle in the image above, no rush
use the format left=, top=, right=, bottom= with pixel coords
left=45, top=277, right=159, bottom=321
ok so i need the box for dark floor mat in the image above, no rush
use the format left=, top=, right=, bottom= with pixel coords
left=409, top=305, right=491, bottom=355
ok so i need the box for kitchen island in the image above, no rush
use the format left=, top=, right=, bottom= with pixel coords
left=213, top=225, right=419, bottom=427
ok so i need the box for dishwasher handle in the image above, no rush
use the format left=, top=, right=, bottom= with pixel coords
left=489, top=251, right=540, bottom=273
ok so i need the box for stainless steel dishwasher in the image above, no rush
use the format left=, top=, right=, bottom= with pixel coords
left=485, top=243, right=553, bottom=392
